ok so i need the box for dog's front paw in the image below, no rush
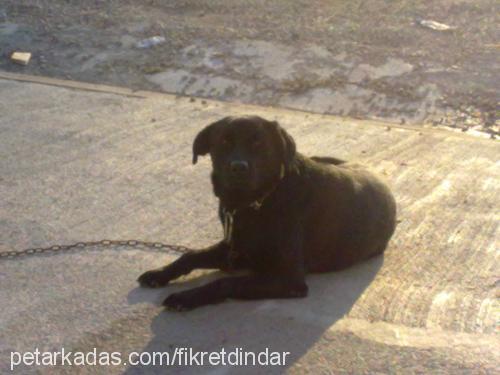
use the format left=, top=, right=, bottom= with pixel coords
left=163, top=291, right=199, bottom=311
left=137, top=268, right=171, bottom=288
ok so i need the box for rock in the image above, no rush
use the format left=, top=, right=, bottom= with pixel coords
left=417, top=19, right=454, bottom=31
left=10, top=51, right=31, bottom=65
left=135, top=36, right=166, bottom=49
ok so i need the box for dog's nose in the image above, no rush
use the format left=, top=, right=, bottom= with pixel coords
left=230, top=160, right=249, bottom=175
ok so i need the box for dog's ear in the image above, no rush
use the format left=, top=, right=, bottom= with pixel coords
left=270, top=121, right=296, bottom=169
left=192, top=117, right=230, bottom=164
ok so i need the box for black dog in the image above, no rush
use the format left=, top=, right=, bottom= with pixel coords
left=138, top=116, right=396, bottom=310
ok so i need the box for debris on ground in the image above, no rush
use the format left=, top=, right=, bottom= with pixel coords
left=136, top=36, right=166, bottom=49
left=428, top=106, right=499, bottom=140
left=417, top=19, right=454, bottom=31
left=10, top=51, right=31, bottom=65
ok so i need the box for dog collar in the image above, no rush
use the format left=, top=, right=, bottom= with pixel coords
left=222, top=208, right=240, bottom=268
left=249, top=163, right=285, bottom=210
left=223, top=208, right=236, bottom=244
left=223, top=163, right=285, bottom=243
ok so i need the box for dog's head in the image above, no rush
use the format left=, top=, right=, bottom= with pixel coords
left=192, top=115, right=296, bottom=208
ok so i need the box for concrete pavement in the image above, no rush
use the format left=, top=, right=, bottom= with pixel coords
left=0, top=73, right=498, bottom=374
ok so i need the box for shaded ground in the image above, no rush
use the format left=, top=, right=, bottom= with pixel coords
left=0, top=0, right=499, bottom=138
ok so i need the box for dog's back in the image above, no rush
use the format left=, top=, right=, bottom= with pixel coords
left=298, top=155, right=397, bottom=272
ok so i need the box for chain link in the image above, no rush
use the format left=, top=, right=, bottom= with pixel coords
left=0, top=239, right=191, bottom=260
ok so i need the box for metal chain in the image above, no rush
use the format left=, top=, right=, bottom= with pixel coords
left=0, top=239, right=191, bottom=260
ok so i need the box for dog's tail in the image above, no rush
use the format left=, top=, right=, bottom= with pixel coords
left=310, top=156, right=346, bottom=165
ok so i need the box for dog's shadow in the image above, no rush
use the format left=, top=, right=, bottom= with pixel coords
left=125, top=256, right=383, bottom=374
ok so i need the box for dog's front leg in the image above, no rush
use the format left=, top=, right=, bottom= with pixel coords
left=138, top=241, right=230, bottom=288
left=162, top=215, right=310, bottom=310
left=163, top=274, right=308, bottom=311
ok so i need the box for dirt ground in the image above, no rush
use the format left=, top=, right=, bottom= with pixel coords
left=1, top=0, right=498, bottom=138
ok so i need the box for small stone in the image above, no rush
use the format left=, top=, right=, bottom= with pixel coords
left=11, top=52, right=31, bottom=66
left=417, top=19, right=454, bottom=31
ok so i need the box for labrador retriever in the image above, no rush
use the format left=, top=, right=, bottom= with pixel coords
left=138, top=115, right=397, bottom=310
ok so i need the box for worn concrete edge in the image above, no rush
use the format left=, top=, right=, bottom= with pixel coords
left=0, top=71, right=496, bottom=144
left=0, top=71, right=146, bottom=99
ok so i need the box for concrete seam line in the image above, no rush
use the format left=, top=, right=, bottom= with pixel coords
left=0, top=71, right=494, bottom=143
left=0, top=71, right=146, bottom=99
